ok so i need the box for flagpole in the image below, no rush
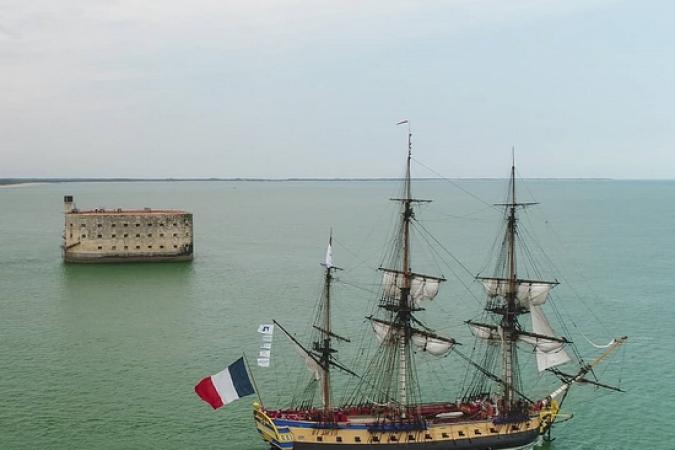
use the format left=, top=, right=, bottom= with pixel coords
left=243, top=352, right=264, bottom=408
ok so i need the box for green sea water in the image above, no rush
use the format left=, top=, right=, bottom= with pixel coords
left=0, top=179, right=671, bottom=450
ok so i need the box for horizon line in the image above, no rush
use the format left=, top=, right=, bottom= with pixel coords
left=0, top=176, right=627, bottom=185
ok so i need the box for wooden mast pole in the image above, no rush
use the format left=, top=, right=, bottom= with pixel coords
left=398, top=120, right=413, bottom=418
left=322, top=232, right=333, bottom=414
left=503, top=147, right=517, bottom=412
left=549, top=336, right=628, bottom=400
left=243, top=352, right=264, bottom=408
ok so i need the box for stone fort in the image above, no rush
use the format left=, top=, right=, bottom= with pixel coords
left=62, top=195, right=193, bottom=263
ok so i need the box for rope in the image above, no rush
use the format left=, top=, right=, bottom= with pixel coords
left=411, top=157, right=501, bottom=211
left=580, top=333, right=615, bottom=349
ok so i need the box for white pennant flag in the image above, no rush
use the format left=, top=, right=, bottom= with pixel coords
left=324, top=239, right=333, bottom=268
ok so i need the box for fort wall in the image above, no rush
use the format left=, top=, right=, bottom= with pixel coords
left=63, top=196, right=193, bottom=263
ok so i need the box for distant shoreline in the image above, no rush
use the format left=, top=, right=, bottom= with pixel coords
left=0, top=182, right=47, bottom=188
left=0, top=177, right=620, bottom=186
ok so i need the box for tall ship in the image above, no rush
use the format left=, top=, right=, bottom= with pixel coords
left=252, top=128, right=626, bottom=449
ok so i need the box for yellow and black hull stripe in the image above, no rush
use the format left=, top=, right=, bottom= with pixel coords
left=254, top=404, right=544, bottom=450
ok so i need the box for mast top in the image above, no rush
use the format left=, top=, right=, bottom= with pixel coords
left=322, top=230, right=342, bottom=271
left=396, top=119, right=411, bottom=154
left=494, top=150, right=538, bottom=208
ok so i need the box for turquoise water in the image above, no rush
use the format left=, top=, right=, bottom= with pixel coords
left=0, top=179, right=670, bottom=449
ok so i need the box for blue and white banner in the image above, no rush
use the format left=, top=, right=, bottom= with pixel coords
left=257, top=323, right=274, bottom=367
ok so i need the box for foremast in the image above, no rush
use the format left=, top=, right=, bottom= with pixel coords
left=471, top=153, right=569, bottom=415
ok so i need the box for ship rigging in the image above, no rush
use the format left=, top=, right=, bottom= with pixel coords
left=252, top=126, right=626, bottom=450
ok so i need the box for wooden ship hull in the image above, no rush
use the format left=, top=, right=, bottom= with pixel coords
left=254, top=404, right=548, bottom=450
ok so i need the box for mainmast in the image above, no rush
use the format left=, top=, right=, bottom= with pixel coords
left=502, top=152, right=518, bottom=411
left=356, top=121, right=452, bottom=419
left=399, top=121, right=413, bottom=414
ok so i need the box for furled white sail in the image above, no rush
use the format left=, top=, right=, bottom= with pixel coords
left=371, top=320, right=454, bottom=357
left=410, top=333, right=454, bottom=356
left=481, top=278, right=555, bottom=308
left=519, top=305, right=571, bottom=372
left=382, top=270, right=443, bottom=307
left=469, top=323, right=500, bottom=342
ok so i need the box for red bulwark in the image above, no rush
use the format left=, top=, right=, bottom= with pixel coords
left=194, top=377, right=224, bottom=409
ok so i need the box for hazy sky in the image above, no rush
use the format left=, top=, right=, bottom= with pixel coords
left=1, top=1, right=674, bottom=178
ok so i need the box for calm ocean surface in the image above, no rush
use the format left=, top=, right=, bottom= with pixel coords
left=0, top=179, right=671, bottom=450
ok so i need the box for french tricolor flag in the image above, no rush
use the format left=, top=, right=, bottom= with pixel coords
left=195, top=357, right=255, bottom=409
